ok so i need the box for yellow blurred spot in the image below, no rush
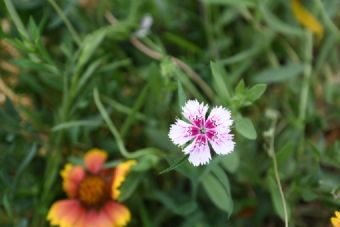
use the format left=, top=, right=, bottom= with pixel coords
left=331, top=211, right=340, bottom=227
left=291, top=0, right=324, bottom=39
left=112, top=160, right=137, bottom=199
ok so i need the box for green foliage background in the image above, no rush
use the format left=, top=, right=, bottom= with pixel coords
left=1, top=0, right=340, bottom=226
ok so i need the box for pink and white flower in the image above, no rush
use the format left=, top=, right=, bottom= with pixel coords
left=169, top=100, right=235, bottom=166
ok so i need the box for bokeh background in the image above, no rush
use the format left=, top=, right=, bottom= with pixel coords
left=1, top=0, right=340, bottom=226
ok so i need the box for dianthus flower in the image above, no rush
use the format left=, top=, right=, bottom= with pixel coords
left=331, top=211, right=340, bottom=227
left=169, top=100, right=235, bottom=166
left=47, top=149, right=136, bottom=227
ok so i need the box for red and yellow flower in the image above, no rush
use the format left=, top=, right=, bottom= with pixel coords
left=47, top=149, right=136, bottom=227
left=331, top=211, right=340, bottom=227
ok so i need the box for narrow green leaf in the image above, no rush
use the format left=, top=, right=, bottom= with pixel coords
left=259, top=0, right=304, bottom=36
left=159, top=154, right=187, bottom=175
left=202, top=0, right=256, bottom=7
left=2, top=193, right=13, bottom=219
left=154, top=191, right=197, bottom=216
left=253, top=64, right=305, bottom=83
left=118, top=174, right=143, bottom=202
left=235, top=116, right=257, bottom=140
left=52, top=119, right=101, bottom=131
left=247, top=84, right=267, bottom=102
left=201, top=173, right=233, bottom=215
left=15, top=143, right=38, bottom=185
left=177, top=80, right=186, bottom=110
left=120, top=85, right=149, bottom=138
left=77, top=28, right=108, bottom=71
left=133, top=153, right=159, bottom=172
left=210, top=61, right=231, bottom=101
left=235, top=80, right=245, bottom=95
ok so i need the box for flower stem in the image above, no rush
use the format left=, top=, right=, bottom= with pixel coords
left=265, top=110, right=289, bottom=227
left=272, top=146, right=289, bottom=227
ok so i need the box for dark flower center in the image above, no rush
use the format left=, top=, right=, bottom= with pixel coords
left=78, top=176, right=106, bottom=207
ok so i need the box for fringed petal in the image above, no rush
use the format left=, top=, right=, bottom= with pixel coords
left=182, top=100, right=208, bottom=127
left=168, top=119, right=197, bottom=146
left=206, top=106, right=232, bottom=130
left=47, top=199, right=81, bottom=227
left=184, top=135, right=211, bottom=166
left=83, top=210, right=113, bottom=227
left=61, top=164, right=85, bottom=198
left=208, top=131, right=235, bottom=155
left=111, top=160, right=136, bottom=199
left=84, top=148, right=107, bottom=174
left=104, top=201, right=131, bottom=227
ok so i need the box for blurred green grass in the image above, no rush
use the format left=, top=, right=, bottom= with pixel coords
left=1, top=0, right=340, bottom=227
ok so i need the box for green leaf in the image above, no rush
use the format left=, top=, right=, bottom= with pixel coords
left=235, top=80, right=245, bottom=95
left=201, top=173, right=233, bottom=215
left=235, top=116, right=257, bottom=140
left=154, top=191, right=198, bottom=216
left=177, top=80, right=186, bottom=110
left=159, top=154, right=187, bottom=174
left=133, top=153, right=159, bottom=172
left=276, top=143, right=294, bottom=166
left=259, top=0, right=304, bottom=36
left=15, top=143, right=37, bottom=180
left=120, top=85, right=149, bottom=138
left=2, top=193, right=13, bottom=219
left=253, top=64, right=305, bottom=83
left=202, top=0, right=256, bottom=7
left=52, top=119, right=101, bottom=131
left=247, top=84, right=267, bottom=102
left=220, top=151, right=240, bottom=173
left=118, top=174, right=143, bottom=202
left=212, top=165, right=232, bottom=196
left=210, top=61, right=231, bottom=101
left=77, top=28, right=108, bottom=71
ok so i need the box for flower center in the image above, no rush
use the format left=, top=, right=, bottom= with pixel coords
left=78, top=176, right=106, bottom=207
left=199, top=127, right=206, bottom=134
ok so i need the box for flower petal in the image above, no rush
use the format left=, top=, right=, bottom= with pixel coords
left=208, top=131, right=235, bottom=155
left=168, top=119, right=197, bottom=146
left=206, top=106, right=232, bottom=130
left=111, top=160, right=136, bottom=199
left=184, top=135, right=211, bottom=166
left=84, top=210, right=113, bottom=227
left=59, top=202, right=85, bottom=227
left=84, top=148, right=107, bottom=174
left=182, top=100, right=208, bottom=127
left=60, top=164, right=85, bottom=198
left=331, top=216, right=340, bottom=227
left=104, top=201, right=131, bottom=227
left=47, top=199, right=81, bottom=227
left=291, top=0, right=324, bottom=39
left=336, top=211, right=340, bottom=219
left=73, top=209, right=87, bottom=227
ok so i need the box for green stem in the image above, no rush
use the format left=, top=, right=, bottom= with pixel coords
left=4, top=0, right=30, bottom=40
left=47, top=0, right=81, bottom=46
left=93, top=88, right=162, bottom=159
left=265, top=111, right=289, bottom=227
left=271, top=143, right=289, bottom=227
